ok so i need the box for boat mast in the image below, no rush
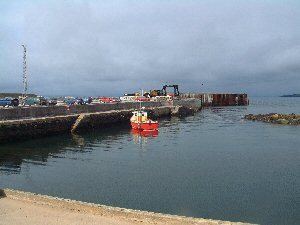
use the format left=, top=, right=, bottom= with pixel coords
left=140, top=89, right=143, bottom=110
left=22, top=44, right=28, bottom=98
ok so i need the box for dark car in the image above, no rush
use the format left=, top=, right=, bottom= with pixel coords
left=0, top=97, right=19, bottom=107
left=48, top=98, right=57, bottom=106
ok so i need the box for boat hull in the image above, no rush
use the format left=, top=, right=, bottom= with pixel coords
left=131, top=129, right=159, bottom=137
left=131, top=121, right=159, bottom=131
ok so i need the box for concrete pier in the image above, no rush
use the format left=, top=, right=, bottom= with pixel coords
left=0, top=99, right=201, bottom=143
left=0, top=94, right=248, bottom=143
left=180, top=93, right=249, bottom=106
left=0, top=101, right=168, bottom=121
left=0, top=189, right=254, bottom=225
left=0, top=115, right=78, bottom=143
left=0, top=94, right=251, bottom=143
left=0, top=95, right=233, bottom=121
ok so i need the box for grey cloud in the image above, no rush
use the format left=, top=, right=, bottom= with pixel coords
left=0, top=0, right=300, bottom=96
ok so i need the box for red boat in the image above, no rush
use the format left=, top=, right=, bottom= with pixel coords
left=130, top=110, right=159, bottom=131
left=131, top=129, right=159, bottom=137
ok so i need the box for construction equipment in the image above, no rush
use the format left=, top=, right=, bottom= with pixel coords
left=148, top=85, right=180, bottom=98
left=162, top=84, right=179, bottom=97
left=149, top=89, right=164, bottom=97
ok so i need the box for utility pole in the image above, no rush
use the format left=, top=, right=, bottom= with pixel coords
left=22, top=44, right=28, bottom=98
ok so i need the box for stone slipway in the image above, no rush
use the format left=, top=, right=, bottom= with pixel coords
left=0, top=189, right=254, bottom=225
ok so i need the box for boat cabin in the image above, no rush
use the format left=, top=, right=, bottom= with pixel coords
left=131, top=111, right=148, bottom=122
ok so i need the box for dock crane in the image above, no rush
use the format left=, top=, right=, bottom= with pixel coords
left=149, top=84, right=180, bottom=98
left=162, top=84, right=179, bottom=97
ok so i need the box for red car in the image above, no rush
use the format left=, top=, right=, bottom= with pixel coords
left=99, top=97, right=119, bottom=103
left=136, top=97, right=150, bottom=102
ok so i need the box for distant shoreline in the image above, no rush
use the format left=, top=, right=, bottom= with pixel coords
left=280, top=94, right=300, bottom=97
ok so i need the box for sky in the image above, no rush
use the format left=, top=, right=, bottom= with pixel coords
left=0, top=0, right=300, bottom=96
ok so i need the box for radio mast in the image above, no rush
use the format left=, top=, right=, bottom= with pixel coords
left=22, top=44, right=28, bottom=97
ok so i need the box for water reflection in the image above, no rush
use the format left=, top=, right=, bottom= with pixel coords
left=131, top=129, right=159, bottom=137
left=0, top=125, right=131, bottom=175
left=71, top=133, right=86, bottom=148
left=0, top=135, right=74, bottom=175
left=131, top=129, right=159, bottom=151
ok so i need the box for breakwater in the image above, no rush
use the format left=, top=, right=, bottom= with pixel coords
left=245, top=113, right=300, bottom=125
left=0, top=94, right=248, bottom=143
left=0, top=101, right=167, bottom=121
left=180, top=93, right=249, bottom=106
left=0, top=99, right=202, bottom=121
left=0, top=99, right=201, bottom=142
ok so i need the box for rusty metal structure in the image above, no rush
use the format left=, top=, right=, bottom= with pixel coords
left=180, top=93, right=249, bottom=107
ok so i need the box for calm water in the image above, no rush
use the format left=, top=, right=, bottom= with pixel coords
left=0, top=97, right=299, bottom=225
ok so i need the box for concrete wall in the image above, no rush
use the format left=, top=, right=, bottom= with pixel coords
left=0, top=99, right=202, bottom=143
left=0, top=101, right=166, bottom=121
left=0, top=115, right=78, bottom=142
left=72, top=106, right=177, bottom=132
left=173, top=98, right=202, bottom=109
left=0, top=104, right=201, bottom=143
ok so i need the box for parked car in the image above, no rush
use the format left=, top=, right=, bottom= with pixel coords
left=84, top=97, right=93, bottom=104
left=136, top=97, right=150, bottom=102
left=37, top=96, right=48, bottom=106
left=0, top=97, right=19, bottom=107
left=75, top=98, right=84, bottom=105
left=24, top=97, right=40, bottom=106
left=11, top=98, right=19, bottom=106
left=47, top=98, right=57, bottom=106
left=64, top=97, right=76, bottom=105
left=120, top=96, right=137, bottom=102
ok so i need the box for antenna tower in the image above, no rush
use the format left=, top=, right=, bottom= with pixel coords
left=22, top=44, right=28, bottom=97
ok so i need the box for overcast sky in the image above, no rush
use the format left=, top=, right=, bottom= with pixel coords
left=0, top=0, right=300, bottom=96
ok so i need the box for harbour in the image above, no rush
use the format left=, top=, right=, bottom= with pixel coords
left=1, top=97, right=299, bottom=225
left=0, top=94, right=247, bottom=142
left=1, top=1, right=300, bottom=224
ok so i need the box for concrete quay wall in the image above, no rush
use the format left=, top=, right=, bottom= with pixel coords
left=0, top=101, right=168, bottom=121
left=0, top=115, right=78, bottom=143
left=0, top=101, right=200, bottom=142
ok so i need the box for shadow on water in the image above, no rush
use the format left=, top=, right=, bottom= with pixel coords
left=0, top=123, right=132, bottom=175
left=0, top=116, right=178, bottom=175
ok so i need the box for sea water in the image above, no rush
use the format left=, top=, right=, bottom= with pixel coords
left=0, top=97, right=299, bottom=225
